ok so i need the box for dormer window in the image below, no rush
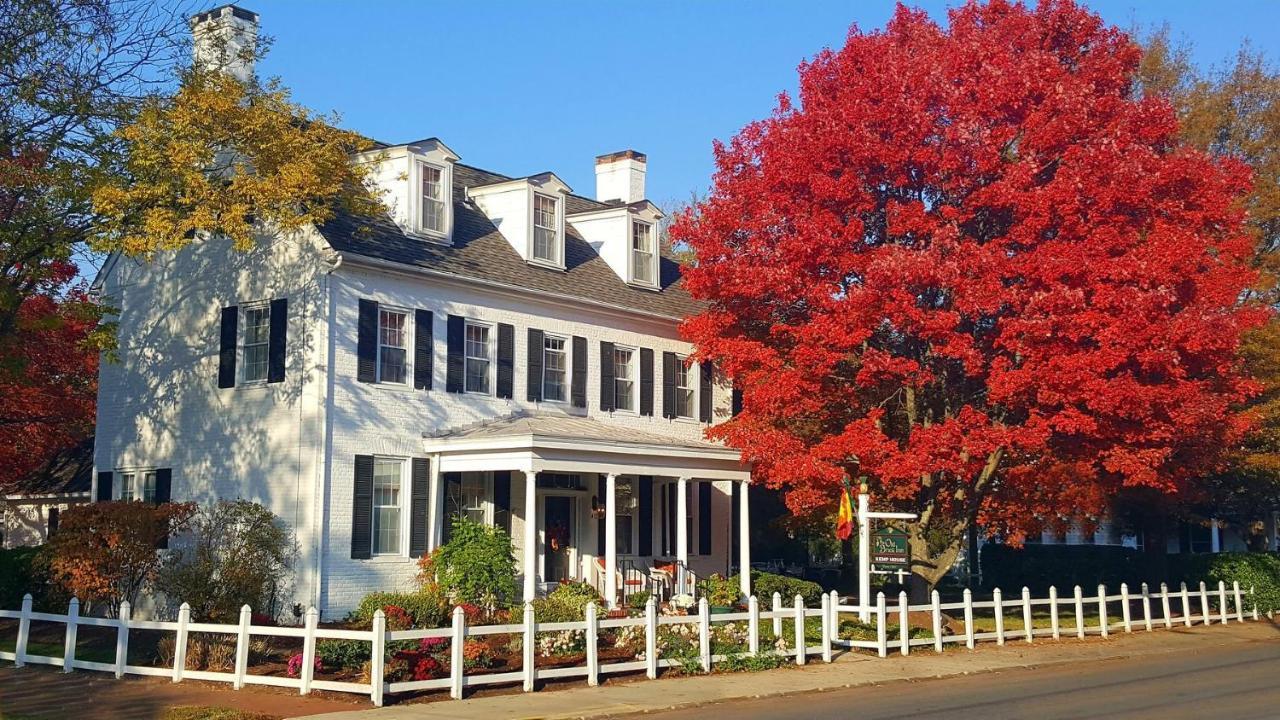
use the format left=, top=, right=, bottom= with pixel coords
left=631, top=220, right=655, bottom=285
left=419, top=162, right=446, bottom=234
left=533, top=194, right=560, bottom=265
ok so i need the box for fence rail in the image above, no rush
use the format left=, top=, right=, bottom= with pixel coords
left=0, top=579, right=1262, bottom=706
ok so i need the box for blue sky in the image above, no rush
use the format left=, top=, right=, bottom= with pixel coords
left=249, top=1, right=1279, bottom=207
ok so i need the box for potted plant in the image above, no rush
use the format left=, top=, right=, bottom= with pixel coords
left=701, top=574, right=741, bottom=614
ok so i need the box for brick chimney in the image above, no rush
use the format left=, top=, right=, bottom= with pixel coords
left=189, top=4, right=260, bottom=83
left=595, top=150, right=647, bottom=204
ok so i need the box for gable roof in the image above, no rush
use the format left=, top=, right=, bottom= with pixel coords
left=7, top=437, right=93, bottom=497
left=317, top=163, right=701, bottom=320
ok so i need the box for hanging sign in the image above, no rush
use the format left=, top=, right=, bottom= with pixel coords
left=872, top=525, right=909, bottom=566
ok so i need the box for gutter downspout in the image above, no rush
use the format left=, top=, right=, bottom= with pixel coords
left=312, top=252, right=342, bottom=615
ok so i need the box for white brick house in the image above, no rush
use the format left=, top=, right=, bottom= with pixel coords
left=91, top=5, right=752, bottom=620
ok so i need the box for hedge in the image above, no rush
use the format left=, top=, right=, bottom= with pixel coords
left=0, top=547, right=40, bottom=609
left=742, top=570, right=824, bottom=604
left=1168, top=552, right=1280, bottom=614
left=980, top=543, right=1144, bottom=593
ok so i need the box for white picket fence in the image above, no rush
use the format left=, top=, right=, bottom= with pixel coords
left=0, top=579, right=1261, bottom=706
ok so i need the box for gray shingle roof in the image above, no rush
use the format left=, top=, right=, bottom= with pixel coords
left=426, top=411, right=723, bottom=451
left=317, top=163, right=701, bottom=319
left=9, top=437, right=93, bottom=496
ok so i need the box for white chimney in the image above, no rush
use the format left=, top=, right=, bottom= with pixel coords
left=595, top=150, right=647, bottom=203
left=189, top=5, right=260, bottom=83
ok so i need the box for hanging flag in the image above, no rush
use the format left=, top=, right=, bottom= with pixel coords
left=835, top=486, right=854, bottom=540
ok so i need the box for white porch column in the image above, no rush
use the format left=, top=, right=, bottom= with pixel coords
left=1210, top=518, right=1221, bottom=553
left=738, top=481, right=751, bottom=598
left=676, top=477, right=689, bottom=594
left=524, top=471, right=538, bottom=603
left=605, top=473, right=618, bottom=609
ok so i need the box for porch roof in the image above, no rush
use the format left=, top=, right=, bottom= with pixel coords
left=421, top=412, right=751, bottom=482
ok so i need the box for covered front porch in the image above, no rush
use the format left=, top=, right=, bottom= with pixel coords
left=422, top=414, right=753, bottom=608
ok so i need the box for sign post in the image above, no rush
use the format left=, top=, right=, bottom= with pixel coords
left=856, top=482, right=917, bottom=622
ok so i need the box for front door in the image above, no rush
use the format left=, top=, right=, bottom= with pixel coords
left=544, top=496, right=573, bottom=583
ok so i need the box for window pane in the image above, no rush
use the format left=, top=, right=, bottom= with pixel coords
left=120, top=473, right=135, bottom=501
left=533, top=195, right=558, bottom=262
left=378, top=310, right=408, bottom=384
left=373, top=460, right=402, bottom=554
left=465, top=324, right=490, bottom=393
left=421, top=165, right=445, bottom=233
left=242, top=306, right=270, bottom=382
left=543, top=336, right=566, bottom=402
left=142, top=472, right=156, bottom=504
left=462, top=474, right=487, bottom=525
left=631, top=222, right=654, bottom=283
left=613, top=348, right=634, bottom=411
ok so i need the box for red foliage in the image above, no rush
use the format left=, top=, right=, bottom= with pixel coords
left=674, top=1, right=1265, bottom=542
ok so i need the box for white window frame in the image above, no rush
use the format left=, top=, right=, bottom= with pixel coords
left=371, top=456, right=409, bottom=557
left=629, top=220, right=657, bottom=287
left=239, top=301, right=271, bottom=385
left=542, top=333, right=569, bottom=403
left=460, top=472, right=493, bottom=526
left=116, top=468, right=157, bottom=503
left=376, top=307, right=410, bottom=385
left=417, top=161, right=448, bottom=236
left=464, top=319, right=494, bottom=395
left=530, top=192, right=562, bottom=268
left=613, top=345, right=637, bottom=413
left=674, top=356, right=695, bottom=419
left=411, top=157, right=453, bottom=242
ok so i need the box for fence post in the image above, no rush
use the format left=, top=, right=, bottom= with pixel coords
left=931, top=590, right=943, bottom=653
left=898, top=591, right=909, bottom=656
left=519, top=602, right=533, bottom=694
left=748, top=595, right=760, bottom=657
left=1251, top=586, right=1260, bottom=621
left=1140, top=583, right=1152, bottom=632
left=1233, top=581, right=1244, bottom=623
left=1097, top=585, right=1108, bottom=638
left=1120, top=583, right=1132, bottom=633
left=452, top=606, right=467, bottom=699
left=14, top=593, right=32, bottom=668
left=1181, top=582, right=1193, bottom=627
left=370, top=609, right=386, bottom=707
left=1048, top=586, right=1060, bottom=640
left=585, top=602, right=599, bottom=687
left=1160, top=583, right=1172, bottom=629
left=1199, top=581, right=1211, bottom=625
left=1217, top=581, right=1229, bottom=625
left=1021, top=587, right=1033, bottom=644
left=820, top=593, right=832, bottom=663
left=173, top=602, right=190, bottom=683
left=299, top=607, right=317, bottom=695
left=233, top=604, right=251, bottom=690
left=876, top=592, right=888, bottom=658
left=793, top=595, right=806, bottom=666
left=772, top=592, right=783, bottom=639
left=993, top=588, right=1005, bottom=645
left=963, top=588, right=975, bottom=650
left=63, top=597, right=79, bottom=673
left=699, top=597, right=712, bottom=672
left=114, top=600, right=131, bottom=679
left=644, top=597, right=658, bottom=679
left=1074, top=585, right=1085, bottom=639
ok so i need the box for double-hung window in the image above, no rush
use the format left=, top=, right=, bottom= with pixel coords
left=378, top=309, right=408, bottom=384
left=464, top=322, right=491, bottom=394
left=543, top=335, right=567, bottom=402
left=461, top=474, right=488, bottom=525
left=675, top=360, right=694, bottom=418
left=241, top=304, right=270, bottom=383
left=631, top=221, right=655, bottom=284
left=119, top=470, right=156, bottom=503
left=613, top=347, right=636, bottom=411
left=420, top=163, right=446, bottom=234
left=372, top=458, right=403, bottom=555
left=533, top=194, right=559, bottom=264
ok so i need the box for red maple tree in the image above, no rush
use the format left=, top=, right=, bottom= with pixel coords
left=674, top=0, right=1267, bottom=594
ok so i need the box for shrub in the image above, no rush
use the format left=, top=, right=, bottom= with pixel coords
left=351, top=587, right=447, bottom=628
left=412, top=655, right=443, bottom=681
left=432, top=517, right=518, bottom=610
left=531, top=581, right=601, bottom=622
left=286, top=652, right=321, bottom=678
left=746, top=571, right=823, bottom=605
left=0, top=547, right=46, bottom=609
left=698, top=574, right=741, bottom=607
left=154, top=500, right=295, bottom=623
left=979, top=543, right=1143, bottom=593
left=1169, top=552, right=1280, bottom=614
left=316, top=638, right=370, bottom=672
left=627, top=590, right=651, bottom=608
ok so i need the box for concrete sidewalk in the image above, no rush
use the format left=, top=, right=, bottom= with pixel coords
left=294, top=620, right=1280, bottom=720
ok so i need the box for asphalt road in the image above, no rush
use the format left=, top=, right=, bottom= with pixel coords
left=636, top=635, right=1280, bottom=720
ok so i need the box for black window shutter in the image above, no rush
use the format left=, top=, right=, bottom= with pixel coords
left=496, top=323, right=514, bottom=399
left=267, top=298, right=287, bottom=383
left=414, top=310, right=433, bottom=390
left=599, top=341, right=615, bottom=412
left=571, top=335, right=587, bottom=408
left=410, top=458, right=430, bottom=558
left=662, top=352, right=678, bottom=419
left=638, top=476, right=653, bottom=556
left=732, top=386, right=743, bottom=417
left=47, top=507, right=59, bottom=536
left=527, top=329, right=545, bottom=402
left=446, top=315, right=465, bottom=393
left=96, top=471, right=113, bottom=502
left=699, top=361, right=714, bottom=423
left=698, top=481, right=712, bottom=555
left=493, top=471, right=512, bottom=535
left=597, top=475, right=606, bottom=556
left=357, top=299, right=378, bottom=384
left=218, top=306, right=238, bottom=388
left=154, top=468, right=173, bottom=549
left=639, top=348, right=654, bottom=416
left=351, top=455, right=374, bottom=559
